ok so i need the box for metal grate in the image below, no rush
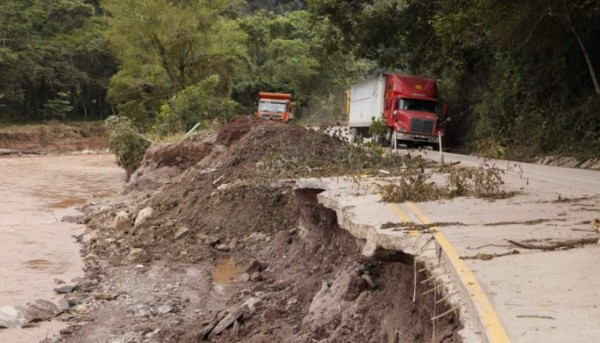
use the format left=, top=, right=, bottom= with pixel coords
left=410, top=119, right=435, bottom=134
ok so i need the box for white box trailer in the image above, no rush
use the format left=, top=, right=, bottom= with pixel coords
left=348, top=75, right=386, bottom=129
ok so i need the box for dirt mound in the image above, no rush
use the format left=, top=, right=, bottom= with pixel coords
left=127, top=140, right=214, bottom=192
left=48, top=118, right=460, bottom=343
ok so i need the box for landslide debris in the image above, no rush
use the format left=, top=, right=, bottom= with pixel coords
left=46, top=117, right=461, bottom=343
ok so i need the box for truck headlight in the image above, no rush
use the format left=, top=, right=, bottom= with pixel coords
left=398, top=127, right=406, bottom=133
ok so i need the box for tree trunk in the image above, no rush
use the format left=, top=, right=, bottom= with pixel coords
left=567, top=20, right=600, bottom=95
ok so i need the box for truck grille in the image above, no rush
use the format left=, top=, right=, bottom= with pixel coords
left=410, top=119, right=435, bottom=134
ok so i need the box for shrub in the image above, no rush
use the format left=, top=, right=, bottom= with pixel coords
left=105, top=116, right=150, bottom=180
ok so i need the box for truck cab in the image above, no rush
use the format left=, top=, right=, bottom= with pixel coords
left=384, top=74, right=446, bottom=148
left=348, top=74, right=448, bottom=149
left=256, top=92, right=294, bottom=122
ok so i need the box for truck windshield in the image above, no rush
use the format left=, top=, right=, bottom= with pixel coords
left=259, top=101, right=287, bottom=113
left=397, top=98, right=438, bottom=114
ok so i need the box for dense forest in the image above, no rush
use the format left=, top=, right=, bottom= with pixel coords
left=1, top=0, right=598, bottom=158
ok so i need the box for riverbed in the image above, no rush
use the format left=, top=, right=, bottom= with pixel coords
left=0, top=154, right=123, bottom=342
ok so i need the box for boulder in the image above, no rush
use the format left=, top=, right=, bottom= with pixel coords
left=18, top=299, right=59, bottom=322
left=134, top=207, right=153, bottom=227
left=54, top=285, right=74, bottom=294
left=124, top=248, right=150, bottom=263
left=0, top=305, right=26, bottom=328
left=174, top=226, right=190, bottom=240
left=112, top=211, right=133, bottom=232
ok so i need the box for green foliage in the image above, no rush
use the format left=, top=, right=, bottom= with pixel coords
left=378, top=163, right=512, bottom=203
left=104, top=0, right=247, bottom=127
left=153, top=75, right=238, bottom=136
left=42, top=92, right=74, bottom=120
left=311, top=0, right=600, bottom=159
left=0, top=0, right=117, bottom=120
left=234, top=10, right=372, bottom=114
left=105, top=116, right=151, bottom=180
left=369, top=116, right=388, bottom=145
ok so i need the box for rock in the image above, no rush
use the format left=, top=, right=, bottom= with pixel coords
left=262, top=308, right=280, bottom=321
left=61, top=214, right=85, bottom=224
left=210, top=308, right=244, bottom=337
left=237, top=273, right=250, bottom=282
left=112, top=211, right=133, bottom=232
left=54, top=278, right=66, bottom=285
left=81, top=231, right=98, bottom=244
left=245, top=260, right=266, bottom=274
left=72, top=304, right=90, bottom=315
left=343, top=275, right=369, bottom=301
left=0, top=305, right=26, bottom=328
left=59, top=328, right=74, bottom=335
left=287, top=297, right=299, bottom=306
left=213, top=144, right=227, bottom=154
left=232, top=320, right=240, bottom=337
left=212, top=175, right=225, bottom=185
left=216, top=243, right=230, bottom=252
left=58, top=299, right=70, bottom=312
left=94, top=293, right=119, bottom=301
left=124, top=248, right=150, bottom=263
left=84, top=254, right=100, bottom=263
left=145, top=329, right=160, bottom=339
left=66, top=295, right=85, bottom=306
left=157, top=305, right=173, bottom=315
left=245, top=232, right=268, bottom=242
left=217, top=183, right=230, bottom=191
left=174, top=226, right=190, bottom=240
left=197, top=233, right=220, bottom=246
left=250, top=272, right=263, bottom=282
left=228, top=239, right=238, bottom=251
left=54, top=285, right=74, bottom=294
left=18, top=299, right=59, bottom=322
left=134, top=207, right=153, bottom=227
left=361, top=274, right=376, bottom=289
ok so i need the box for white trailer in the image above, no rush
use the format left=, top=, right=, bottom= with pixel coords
left=348, top=75, right=385, bottom=141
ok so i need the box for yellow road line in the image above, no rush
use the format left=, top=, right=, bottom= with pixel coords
left=405, top=201, right=511, bottom=343
left=387, top=203, right=421, bottom=237
left=388, top=203, right=411, bottom=223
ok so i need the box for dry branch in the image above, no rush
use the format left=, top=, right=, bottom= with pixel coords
left=507, top=237, right=599, bottom=251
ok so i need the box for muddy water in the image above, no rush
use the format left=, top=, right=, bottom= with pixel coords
left=212, top=258, right=239, bottom=284
left=0, top=154, right=124, bottom=342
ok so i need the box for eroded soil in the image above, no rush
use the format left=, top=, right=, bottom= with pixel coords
left=40, top=118, right=461, bottom=343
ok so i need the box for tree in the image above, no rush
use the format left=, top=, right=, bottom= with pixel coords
left=103, top=0, right=247, bottom=127
left=234, top=10, right=371, bottom=114
left=0, top=0, right=117, bottom=120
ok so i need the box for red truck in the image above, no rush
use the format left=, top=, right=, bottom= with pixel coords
left=256, top=92, right=294, bottom=122
left=348, top=74, right=448, bottom=149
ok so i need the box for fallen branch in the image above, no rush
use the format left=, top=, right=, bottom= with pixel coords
left=460, top=250, right=520, bottom=261
left=507, top=237, right=599, bottom=251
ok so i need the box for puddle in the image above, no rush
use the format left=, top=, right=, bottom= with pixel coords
left=22, top=259, right=68, bottom=274
left=22, top=259, right=54, bottom=270
left=212, top=258, right=239, bottom=284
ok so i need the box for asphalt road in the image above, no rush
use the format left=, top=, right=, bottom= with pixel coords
left=299, top=150, right=600, bottom=343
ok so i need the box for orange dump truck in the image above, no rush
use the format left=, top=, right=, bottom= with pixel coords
left=256, top=92, right=294, bottom=122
